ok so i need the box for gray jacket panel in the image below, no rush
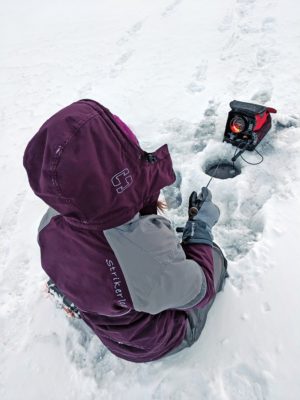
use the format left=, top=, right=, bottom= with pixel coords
left=104, top=214, right=207, bottom=315
left=38, top=207, right=60, bottom=234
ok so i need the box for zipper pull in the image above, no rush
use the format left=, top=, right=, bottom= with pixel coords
left=144, top=152, right=157, bottom=164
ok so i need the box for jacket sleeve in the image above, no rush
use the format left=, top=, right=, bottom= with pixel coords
left=139, top=191, right=160, bottom=216
left=103, top=214, right=212, bottom=315
left=181, top=243, right=216, bottom=308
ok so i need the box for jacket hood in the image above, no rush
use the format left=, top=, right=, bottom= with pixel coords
left=23, top=99, right=176, bottom=230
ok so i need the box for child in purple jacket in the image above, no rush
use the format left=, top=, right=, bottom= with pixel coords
left=23, top=99, right=228, bottom=363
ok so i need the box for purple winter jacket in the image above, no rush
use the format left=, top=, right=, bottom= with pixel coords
left=23, top=99, right=216, bottom=362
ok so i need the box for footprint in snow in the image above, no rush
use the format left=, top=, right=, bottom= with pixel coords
left=65, top=318, right=109, bottom=384
left=161, top=0, right=183, bottom=18
left=222, top=363, right=270, bottom=400
left=218, top=11, right=234, bottom=32
left=110, top=50, right=134, bottom=78
left=262, top=302, right=271, bottom=313
left=256, top=48, right=278, bottom=68
left=152, top=372, right=213, bottom=400
left=186, top=61, right=207, bottom=94
left=220, top=33, right=241, bottom=61
left=251, top=89, right=272, bottom=105
left=274, top=114, right=299, bottom=131
left=192, top=100, right=219, bottom=153
left=162, top=117, right=198, bottom=156
left=0, top=190, right=27, bottom=265
left=162, top=100, right=219, bottom=156
left=238, top=22, right=260, bottom=34
left=261, top=17, right=276, bottom=33
left=78, top=82, right=93, bottom=97
left=116, top=20, right=144, bottom=46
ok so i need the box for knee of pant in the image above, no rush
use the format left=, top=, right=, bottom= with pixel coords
left=217, top=268, right=229, bottom=293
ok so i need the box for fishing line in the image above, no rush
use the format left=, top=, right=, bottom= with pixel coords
left=205, top=158, right=223, bottom=189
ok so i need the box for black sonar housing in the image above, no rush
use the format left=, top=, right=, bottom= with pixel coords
left=223, top=100, right=277, bottom=151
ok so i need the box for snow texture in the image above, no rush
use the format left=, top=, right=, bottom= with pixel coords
left=1, top=0, right=300, bottom=399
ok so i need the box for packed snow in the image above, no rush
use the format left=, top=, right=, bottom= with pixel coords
left=1, top=0, right=300, bottom=399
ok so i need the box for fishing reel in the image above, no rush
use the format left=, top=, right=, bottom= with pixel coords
left=205, top=100, right=277, bottom=179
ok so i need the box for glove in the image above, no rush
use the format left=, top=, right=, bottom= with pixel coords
left=182, top=187, right=220, bottom=245
left=189, top=187, right=220, bottom=227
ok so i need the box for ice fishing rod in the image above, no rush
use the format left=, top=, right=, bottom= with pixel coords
left=185, top=160, right=222, bottom=223
left=176, top=100, right=277, bottom=232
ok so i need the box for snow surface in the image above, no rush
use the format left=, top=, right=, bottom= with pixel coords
left=1, top=0, right=300, bottom=399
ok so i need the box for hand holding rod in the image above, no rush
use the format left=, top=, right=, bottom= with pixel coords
left=176, top=188, right=208, bottom=232
left=188, top=187, right=209, bottom=219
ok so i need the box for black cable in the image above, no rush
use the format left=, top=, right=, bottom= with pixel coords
left=240, top=149, right=264, bottom=165
left=232, top=148, right=238, bottom=169
left=233, top=147, right=238, bottom=160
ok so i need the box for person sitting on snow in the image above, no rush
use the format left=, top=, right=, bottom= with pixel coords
left=23, top=99, right=228, bottom=363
